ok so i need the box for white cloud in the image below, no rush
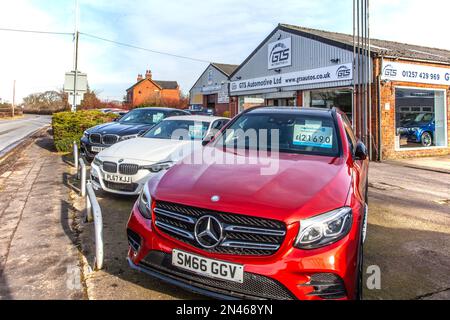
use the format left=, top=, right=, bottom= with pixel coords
left=1, top=0, right=449, bottom=103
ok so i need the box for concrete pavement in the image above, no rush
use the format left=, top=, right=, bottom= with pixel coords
left=0, top=130, right=85, bottom=300
left=0, top=114, right=51, bottom=158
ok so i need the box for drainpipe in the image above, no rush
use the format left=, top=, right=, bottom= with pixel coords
left=377, top=56, right=383, bottom=161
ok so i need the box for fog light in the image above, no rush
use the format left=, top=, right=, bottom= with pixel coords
left=299, top=273, right=347, bottom=299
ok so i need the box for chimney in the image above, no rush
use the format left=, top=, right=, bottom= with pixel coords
left=145, top=69, right=152, bottom=79
left=137, top=74, right=143, bottom=82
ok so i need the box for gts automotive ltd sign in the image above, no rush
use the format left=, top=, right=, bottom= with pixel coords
left=230, top=63, right=353, bottom=93
left=268, top=37, right=292, bottom=70
left=381, top=61, right=450, bottom=85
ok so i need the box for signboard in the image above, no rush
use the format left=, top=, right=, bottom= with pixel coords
left=64, top=71, right=88, bottom=93
left=268, top=37, right=292, bottom=70
left=207, top=69, right=214, bottom=85
left=201, top=85, right=222, bottom=93
left=230, top=63, right=353, bottom=93
left=217, top=85, right=229, bottom=104
left=381, top=61, right=450, bottom=86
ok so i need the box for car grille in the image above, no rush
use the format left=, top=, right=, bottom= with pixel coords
left=102, top=134, right=119, bottom=145
left=104, top=181, right=138, bottom=192
left=153, top=201, right=286, bottom=256
left=89, top=133, right=102, bottom=144
left=139, top=251, right=294, bottom=300
left=119, top=163, right=139, bottom=175
left=89, top=133, right=119, bottom=145
left=102, top=161, right=117, bottom=173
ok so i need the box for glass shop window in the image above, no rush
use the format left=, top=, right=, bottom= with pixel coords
left=395, top=88, right=447, bottom=149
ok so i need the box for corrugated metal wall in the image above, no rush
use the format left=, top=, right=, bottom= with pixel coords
left=231, top=29, right=370, bottom=95
left=190, top=65, right=229, bottom=104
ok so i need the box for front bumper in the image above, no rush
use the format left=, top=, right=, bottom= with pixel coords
left=91, top=162, right=156, bottom=196
left=127, top=203, right=362, bottom=300
left=80, top=137, right=109, bottom=161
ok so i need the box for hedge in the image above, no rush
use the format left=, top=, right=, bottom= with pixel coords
left=52, top=110, right=117, bottom=152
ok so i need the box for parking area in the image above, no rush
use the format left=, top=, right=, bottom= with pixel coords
left=73, top=159, right=450, bottom=300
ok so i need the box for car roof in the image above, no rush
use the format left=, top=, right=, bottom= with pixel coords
left=130, top=107, right=189, bottom=112
left=163, top=115, right=229, bottom=122
left=245, top=106, right=335, bottom=117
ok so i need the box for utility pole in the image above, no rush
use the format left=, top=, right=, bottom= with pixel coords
left=12, top=80, right=16, bottom=117
left=72, top=0, right=79, bottom=112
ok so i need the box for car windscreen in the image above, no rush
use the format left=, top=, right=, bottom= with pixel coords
left=216, top=113, right=340, bottom=157
left=119, top=109, right=168, bottom=125
left=143, top=120, right=211, bottom=140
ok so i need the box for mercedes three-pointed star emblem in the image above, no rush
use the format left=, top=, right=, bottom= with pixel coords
left=194, top=215, right=223, bottom=248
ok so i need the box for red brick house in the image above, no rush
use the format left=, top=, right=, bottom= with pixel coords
left=126, top=70, right=181, bottom=107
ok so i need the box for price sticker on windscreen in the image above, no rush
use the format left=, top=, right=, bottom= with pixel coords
left=188, top=124, right=205, bottom=139
left=293, top=120, right=333, bottom=149
left=153, top=113, right=165, bottom=123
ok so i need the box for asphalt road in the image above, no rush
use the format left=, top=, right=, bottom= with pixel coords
left=0, top=115, right=51, bottom=157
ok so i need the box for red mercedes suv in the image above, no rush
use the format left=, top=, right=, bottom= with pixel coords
left=126, top=107, right=369, bottom=300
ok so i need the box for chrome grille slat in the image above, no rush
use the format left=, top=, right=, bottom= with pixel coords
left=154, top=201, right=286, bottom=256
left=89, top=133, right=102, bottom=144
left=102, top=134, right=119, bottom=145
left=155, top=221, right=195, bottom=240
left=119, top=163, right=139, bottom=175
left=154, top=208, right=197, bottom=224
left=224, top=225, right=286, bottom=236
left=221, top=241, right=280, bottom=251
left=102, top=161, right=117, bottom=173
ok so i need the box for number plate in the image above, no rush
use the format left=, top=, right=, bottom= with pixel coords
left=104, top=174, right=132, bottom=183
left=91, top=146, right=106, bottom=153
left=172, top=249, right=244, bottom=283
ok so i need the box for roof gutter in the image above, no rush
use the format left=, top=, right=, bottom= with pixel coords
left=379, top=54, right=450, bottom=67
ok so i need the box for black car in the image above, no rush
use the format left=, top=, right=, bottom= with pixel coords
left=81, top=107, right=190, bottom=161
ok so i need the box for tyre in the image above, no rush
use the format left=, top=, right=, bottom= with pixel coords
left=420, top=132, right=433, bottom=147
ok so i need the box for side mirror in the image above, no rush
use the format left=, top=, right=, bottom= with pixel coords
left=202, top=135, right=214, bottom=146
left=355, top=141, right=368, bottom=160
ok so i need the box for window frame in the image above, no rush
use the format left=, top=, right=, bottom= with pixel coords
left=394, top=86, right=448, bottom=151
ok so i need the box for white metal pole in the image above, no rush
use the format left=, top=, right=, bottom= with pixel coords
left=12, top=80, right=16, bottom=117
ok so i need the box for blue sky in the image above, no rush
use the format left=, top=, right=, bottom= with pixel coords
left=1, top=0, right=449, bottom=103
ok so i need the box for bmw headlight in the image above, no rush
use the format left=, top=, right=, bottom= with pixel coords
left=83, top=130, right=90, bottom=139
left=294, top=207, right=353, bottom=250
left=138, top=183, right=152, bottom=220
left=141, top=161, right=174, bottom=173
left=93, top=156, right=103, bottom=167
left=120, top=134, right=139, bottom=141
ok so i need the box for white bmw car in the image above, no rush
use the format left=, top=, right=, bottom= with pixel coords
left=90, top=115, right=229, bottom=195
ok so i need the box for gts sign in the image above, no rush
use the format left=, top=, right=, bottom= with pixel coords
left=270, top=44, right=290, bottom=63
left=268, top=37, right=292, bottom=69
left=337, top=66, right=351, bottom=79
left=383, top=64, right=398, bottom=77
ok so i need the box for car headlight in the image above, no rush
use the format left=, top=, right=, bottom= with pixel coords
left=83, top=130, right=90, bottom=138
left=93, top=156, right=103, bottom=167
left=294, top=207, right=353, bottom=250
left=408, top=127, right=420, bottom=132
left=120, top=134, right=139, bottom=141
left=138, top=183, right=152, bottom=220
left=141, top=161, right=174, bottom=173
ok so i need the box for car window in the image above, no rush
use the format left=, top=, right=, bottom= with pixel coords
left=212, top=119, right=229, bottom=130
left=119, top=109, right=167, bottom=125
left=144, top=120, right=211, bottom=140
left=216, top=113, right=340, bottom=157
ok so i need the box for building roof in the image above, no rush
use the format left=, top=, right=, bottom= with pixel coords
left=280, top=23, right=450, bottom=64
left=211, top=63, right=239, bottom=76
left=126, top=78, right=179, bottom=92
left=154, top=80, right=179, bottom=90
